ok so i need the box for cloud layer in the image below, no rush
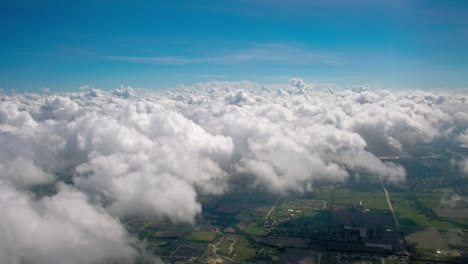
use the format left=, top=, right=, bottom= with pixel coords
left=0, top=183, right=136, bottom=264
left=1, top=79, right=467, bottom=262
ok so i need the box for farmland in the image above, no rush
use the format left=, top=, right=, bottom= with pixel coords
left=183, top=231, right=218, bottom=242
left=125, top=183, right=468, bottom=263
left=120, top=152, right=468, bottom=264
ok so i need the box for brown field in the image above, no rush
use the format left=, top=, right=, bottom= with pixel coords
left=235, top=213, right=252, bottom=231
left=199, top=195, right=222, bottom=210
left=153, top=230, right=183, bottom=238
left=216, top=202, right=271, bottom=214
left=207, top=257, right=224, bottom=264
left=433, top=209, right=468, bottom=219
left=279, top=248, right=311, bottom=264
left=439, top=229, right=466, bottom=247
left=331, top=205, right=394, bottom=226
left=149, top=222, right=168, bottom=229
left=254, top=236, right=309, bottom=249
left=403, top=228, right=449, bottom=250
left=331, top=205, right=353, bottom=225
left=223, top=226, right=235, bottom=233
left=173, top=242, right=207, bottom=257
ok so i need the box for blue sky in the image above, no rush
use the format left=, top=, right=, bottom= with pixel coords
left=1, top=0, right=467, bottom=92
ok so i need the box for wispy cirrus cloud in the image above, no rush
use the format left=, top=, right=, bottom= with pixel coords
left=184, top=0, right=408, bottom=19
left=101, top=43, right=343, bottom=66
left=224, top=43, right=343, bottom=65
left=101, top=55, right=200, bottom=64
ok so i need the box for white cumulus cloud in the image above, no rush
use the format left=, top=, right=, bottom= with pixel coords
left=1, top=79, right=468, bottom=262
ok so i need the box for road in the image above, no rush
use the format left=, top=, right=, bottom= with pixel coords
left=380, top=177, right=400, bottom=228
left=265, top=196, right=281, bottom=219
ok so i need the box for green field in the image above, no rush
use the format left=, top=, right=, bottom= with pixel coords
left=229, top=235, right=256, bottom=261
left=415, top=193, right=444, bottom=208
left=138, top=227, right=159, bottom=240
left=303, top=210, right=330, bottom=226
left=396, top=207, right=431, bottom=227
left=217, top=234, right=256, bottom=260
left=332, top=189, right=353, bottom=205
left=244, top=220, right=265, bottom=235
left=389, top=191, right=468, bottom=229
left=217, top=237, right=234, bottom=254
left=309, top=189, right=333, bottom=205
left=353, top=192, right=389, bottom=210
left=431, top=217, right=468, bottom=229
left=222, top=192, right=277, bottom=204
left=331, top=189, right=389, bottom=210
left=183, top=231, right=217, bottom=242
left=427, top=218, right=461, bottom=229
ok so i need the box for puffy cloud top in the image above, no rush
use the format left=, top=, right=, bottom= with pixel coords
left=0, top=183, right=136, bottom=264
left=1, top=81, right=467, bottom=262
